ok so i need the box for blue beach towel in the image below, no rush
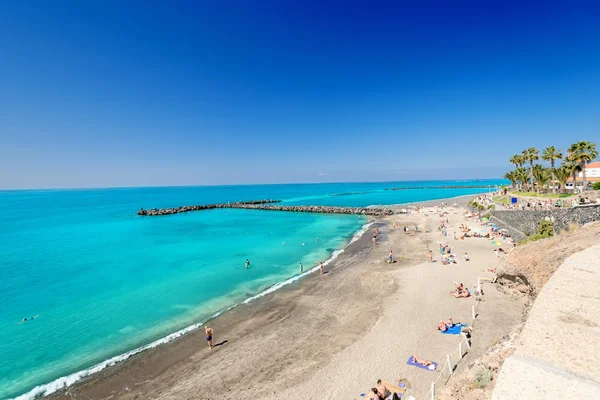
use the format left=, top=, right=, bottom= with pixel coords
left=407, top=356, right=438, bottom=371
left=441, top=323, right=465, bottom=335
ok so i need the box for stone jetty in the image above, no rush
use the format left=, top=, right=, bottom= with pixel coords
left=137, top=200, right=395, bottom=217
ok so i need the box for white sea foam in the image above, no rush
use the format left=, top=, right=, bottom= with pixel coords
left=12, top=222, right=373, bottom=400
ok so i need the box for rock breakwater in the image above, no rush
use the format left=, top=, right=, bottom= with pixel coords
left=138, top=200, right=395, bottom=217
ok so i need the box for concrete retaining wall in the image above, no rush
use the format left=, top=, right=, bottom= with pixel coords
left=491, top=205, right=600, bottom=240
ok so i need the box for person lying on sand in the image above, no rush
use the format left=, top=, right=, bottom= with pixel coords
left=365, top=387, right=384, bottom=400
left=374, top=379, right=406, bottom=398
left=453, top=289, right=470, bottom=298
left=437, top=318, right=473, bottom=334
left=437, top=318, right=454, bottom=331
left=413, top=355, right=436, bottom=369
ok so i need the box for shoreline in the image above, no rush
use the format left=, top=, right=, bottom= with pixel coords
left=43, top=199, right=525, bottom=400
left=16, top=192, right=505, bottom=400
left=17, top=219, right=376, bottom=400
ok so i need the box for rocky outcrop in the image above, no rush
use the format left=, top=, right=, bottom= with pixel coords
left=137, top=200, right=395, bottom=217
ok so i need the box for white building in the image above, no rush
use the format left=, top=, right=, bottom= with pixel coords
left=578, top=161, right=600, bottom=178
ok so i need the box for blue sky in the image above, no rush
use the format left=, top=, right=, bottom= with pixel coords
left=1, top=0, right=599, bottom=189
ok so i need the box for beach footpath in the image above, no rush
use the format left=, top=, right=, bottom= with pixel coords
left=492, top=243, right=600, bottom=399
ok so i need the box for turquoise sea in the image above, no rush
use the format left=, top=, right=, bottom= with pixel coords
left=0, top=180, right=505, bottom=399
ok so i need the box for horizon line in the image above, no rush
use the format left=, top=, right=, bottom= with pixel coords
left=0, top=177, right=507, bottom=192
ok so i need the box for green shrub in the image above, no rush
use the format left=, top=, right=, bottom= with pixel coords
left=472, top=368, right=493, bottom=389
left=593, top=182, right=600, bottom=190
left=537, top=219, right=555, bottom=236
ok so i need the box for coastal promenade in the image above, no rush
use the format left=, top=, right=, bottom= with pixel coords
left=492, top=243, right=600, bottom=399
left=137, top=200, right=396, bottom=217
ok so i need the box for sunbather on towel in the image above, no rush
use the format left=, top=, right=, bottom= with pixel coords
left=364, top=387, right=384, bottom=400
left=452, top=288, right=470, bottom=298
left=413, top=354, right=436, bottom=370
left=437, top=318, right=473, bottom=333
left=437, top=318, right=454, bottom=332
left=375, top=379, right=406, bottom=398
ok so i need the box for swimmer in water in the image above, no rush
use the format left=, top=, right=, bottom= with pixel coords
left=245, top=259, right=250, bottom=268
left=316, top=237, right=319, bottom=243
left=19, top=315, right=39, bottom=324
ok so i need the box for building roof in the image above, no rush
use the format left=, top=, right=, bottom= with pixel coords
left=586, top=161, right=600, bottom=169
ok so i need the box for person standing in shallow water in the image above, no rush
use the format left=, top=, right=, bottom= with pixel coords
left=245, top=259, right=250, bottom=269
left=300, top=262, right=303, bottom=273
left=205, top=326, right=214, bottom=350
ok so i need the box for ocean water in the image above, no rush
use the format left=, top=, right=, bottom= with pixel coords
left=0, top=180, right=505, bottom=399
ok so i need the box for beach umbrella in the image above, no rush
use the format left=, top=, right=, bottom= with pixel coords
left=491, top=241, right=503, bottom=246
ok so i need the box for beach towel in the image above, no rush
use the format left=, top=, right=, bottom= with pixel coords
left=441, top=323, right=465, bottom=335
left=407, top=356, right=438, bottom=371
left=360, top=383, right=405, bottom=398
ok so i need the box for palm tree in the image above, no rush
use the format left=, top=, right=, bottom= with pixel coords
left=553, top=167, right=570, bottom=194
left=542, top=146, right=563, bottom=193
left=504, top=171, right=517, bottom=188
left=509, top=155, right=523, bottom=169
left=522, top=147, right=539, bottom=191
left=532, top=164, right=551, bottom=194
left=514, top=167, right=529, bottom=191
left=563, top=159, right=582, bottom=193
left=568, top=141, right=598, bottom=191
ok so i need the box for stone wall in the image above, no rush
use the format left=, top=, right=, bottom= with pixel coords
left=492, top=204, right=600, bottom=240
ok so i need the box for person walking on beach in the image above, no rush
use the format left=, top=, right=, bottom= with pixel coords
left=245, top=259, right=250, bottom=269
left=372, top=232, right=377, bottom=244
left=388, top=250, right=393, bottom=263
left=429, top=250, right=433, bottom=263
left=205, top=326, right=214, bottom=350
left=320, top=262, right=325, bottom=275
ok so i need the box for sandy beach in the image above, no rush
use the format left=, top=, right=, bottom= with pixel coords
left=51, top=203, right=525, bottom=400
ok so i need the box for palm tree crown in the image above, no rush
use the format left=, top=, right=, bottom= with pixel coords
left=522, top=147, right=539, bottom=191
left=567, top=141, right=598, bottom=190
left=542, top=146, right=562, bottom=193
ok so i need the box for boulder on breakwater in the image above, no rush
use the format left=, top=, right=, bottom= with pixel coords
left=137, top=200, right=395, bottom=217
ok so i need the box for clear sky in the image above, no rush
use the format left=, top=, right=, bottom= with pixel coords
left=1, top=0, right=599, bottom=189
